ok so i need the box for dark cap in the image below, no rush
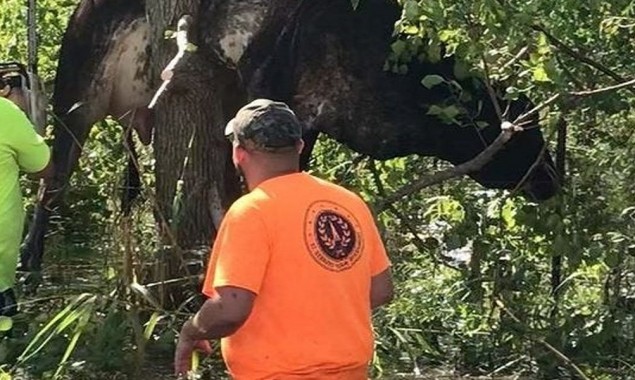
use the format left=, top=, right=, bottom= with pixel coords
left=0, top=62, right=29, bottom=89
left=225, top=98, right=302, bottom=152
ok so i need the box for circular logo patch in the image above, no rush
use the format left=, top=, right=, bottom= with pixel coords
left=304, top=201, right=363, bottom=271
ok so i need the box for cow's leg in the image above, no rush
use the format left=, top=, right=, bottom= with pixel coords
left=23, top=106, right=152, bottom=270
left=20, top=4, right=152, bottom=274
left=120, top=107, right=154, bottom=215
left=121, top=129, right=141, bottom=216
left=300, top=129, right=320, bottom=170
left=21, top=110, right=96, bottom=272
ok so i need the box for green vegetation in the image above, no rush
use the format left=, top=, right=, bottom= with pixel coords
left=1, top=0, right=634, bottom=378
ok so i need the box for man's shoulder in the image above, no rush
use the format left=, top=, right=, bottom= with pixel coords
left=0, top=98, right=31, bottom=138
left=311, top=175, right=366, bottom=203
left=225, top=192, right=266, bottom=218
left=0, top=97, right=22, bottom=118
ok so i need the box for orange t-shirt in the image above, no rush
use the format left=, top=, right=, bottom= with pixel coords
left=202, top=172, right=390, bottom=380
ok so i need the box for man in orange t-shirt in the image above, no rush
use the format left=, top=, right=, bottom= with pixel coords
left=175, top=99, right=394, bottom=379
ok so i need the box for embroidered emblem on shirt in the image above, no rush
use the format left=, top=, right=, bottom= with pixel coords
left=304, top=201, right=363, bottom=271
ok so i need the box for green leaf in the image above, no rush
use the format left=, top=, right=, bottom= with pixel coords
left=403, top=25, right=419, bottom=35
left=505, top=86, right=520, bottom=98
left=0, top=317, right=13, bottom=332
left=53, top=305, right=93, bottom=379
left=426, top=105, right=444, bottom=116
left=421, top=74, right=445, bottom=89
left=532, top=65, right=550, bottom=82
left=130, top=282, right=162, bottom=309
left=106, top=266, right=116, bottom=280
left=441, top=105, right=460, bottom=120
left=403, top=0, right=419, bottom=22
left=18, top=293, right=92, bottom=364
left=143, top=312, right=162, bottom=341
left=185, top=43, right=198, bottom=53
left=501, top=199, right=517, bottom=229
left=453, top=61, right=470, bottom=80
left=391, top=40, right=407, bottom=57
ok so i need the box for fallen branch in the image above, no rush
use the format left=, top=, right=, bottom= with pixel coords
left=374, top=122, right=522, bottom=212
left=494, top=298, right=591, bottom=380
left=570, top=77, right=635, bottom=96
left=368, top=160, right=456, bottom=271
left=148, top=15, right=196, bottom=109
left=500, top=46, right=529, bottom=72
left=375, top=76, right=635, bottom=212
left=481, top=54, right=503, bottom=121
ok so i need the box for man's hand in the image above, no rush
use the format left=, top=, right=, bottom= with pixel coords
left=173, top=286, right=255, bottom=375
left=174, top=332, right=212, bottom=377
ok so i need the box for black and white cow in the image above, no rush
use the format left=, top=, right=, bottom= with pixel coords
left=20, top=0, right=559, bottom=271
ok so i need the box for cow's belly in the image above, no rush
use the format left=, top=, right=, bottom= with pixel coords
left=108, top=18, right=153, bottom=119
left=96, top=0, right=268, bottom=121
left=203, top=0, right=269, bottom=66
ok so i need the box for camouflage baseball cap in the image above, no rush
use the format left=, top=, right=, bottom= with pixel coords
left=0, top=62, right=29, bottom=89
left=225, top=98, right=302, bottom=152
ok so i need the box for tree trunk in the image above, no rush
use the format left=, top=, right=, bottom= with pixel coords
left=146, top=0, right=243, bottom=306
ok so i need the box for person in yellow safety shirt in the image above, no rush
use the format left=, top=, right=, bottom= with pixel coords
left=0, top=63, right=53, bottom=316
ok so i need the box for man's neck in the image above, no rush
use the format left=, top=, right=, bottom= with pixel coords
left=246, top=167, right=299, bottom=191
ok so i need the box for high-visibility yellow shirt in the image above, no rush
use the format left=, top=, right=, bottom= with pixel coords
left=0, top=97, right=50, bottom=291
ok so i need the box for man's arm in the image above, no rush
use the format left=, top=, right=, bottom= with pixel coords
left=180, top=286, right=255, bottom=340
left=370, top=268, right=393, bottom=309
left=174, top=286, right=255, bottom=375
left=29, top=160, right=54, bottom=179
left=5, top=101, right=52, bottom=175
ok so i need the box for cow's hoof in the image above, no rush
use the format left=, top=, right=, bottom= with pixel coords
left=18, top=241, right=42, bottom=273
left=17, top=272, right=42, bottom=297
left=0, top=288, right=18, bottom=317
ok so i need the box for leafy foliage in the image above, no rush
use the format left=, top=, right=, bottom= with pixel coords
left=1, top=0, right=635, bottom=379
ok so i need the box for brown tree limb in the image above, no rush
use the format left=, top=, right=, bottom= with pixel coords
left=149, top=15, right=195, bottom=109
left=376, top=76, right=635, bottom=211
left=368, top=160, right=457, bottom=271
left=501, top=46, right=529, bottom=72
left=532, top=24, right=635, bottom=96
left=374, top=122, right=522, bottom=212
left=494, top=298, right=591, bottom=380
left=570, top=77, right=635, bottom=96
left=512, top=93, right=560, bottom=125
left=481, top=54, right=503, bottom=121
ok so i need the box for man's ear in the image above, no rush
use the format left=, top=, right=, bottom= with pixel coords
left=0, top=85, right=10, bottom=97
left=296, top=140, right=305, bottom=155
left=234, top=144, right=248, bottom=164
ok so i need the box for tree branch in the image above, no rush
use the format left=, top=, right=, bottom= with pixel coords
left=481, top=54, right=503, bottom=121
left=149, top=15, right=196, bottom=109
left=501, top=46, right=529, bottom=72
left=368, top=160, right=456, bottom=270
left=376, top=76, right=635, bottom=211
left=570, top=77, right=635, bottom=96
left=532, top=24, right=635, bottom=96
left=494, top=298, right=591, bottom=380
left=374, top=122, right=521, bottom=212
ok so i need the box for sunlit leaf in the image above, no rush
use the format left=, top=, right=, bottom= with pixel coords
left=421, top=74, right=445, bottom=89
left=143, top=312, right=162, bottom=341
left=0, top=317, right=12, bottom=332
